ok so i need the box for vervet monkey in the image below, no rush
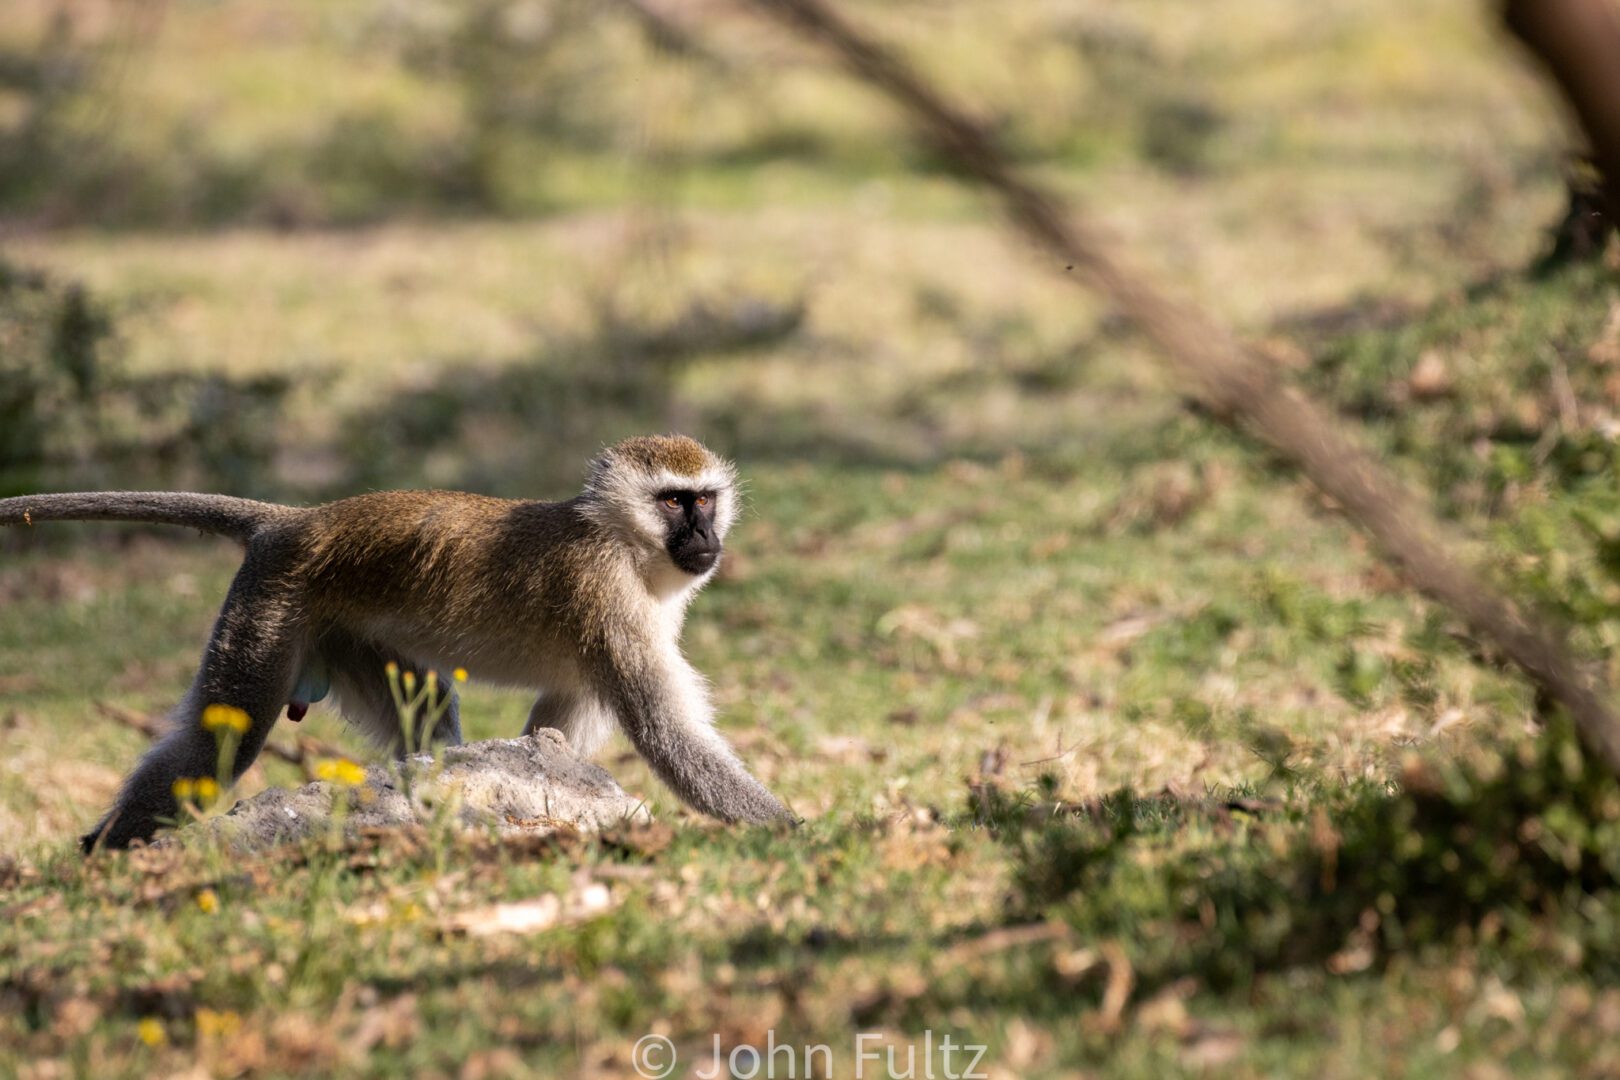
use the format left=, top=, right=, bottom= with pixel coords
left=0, top=435, right=794, bottom=851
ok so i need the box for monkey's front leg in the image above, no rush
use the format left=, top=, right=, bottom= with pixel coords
left=592, top=640, right=793, bottom=825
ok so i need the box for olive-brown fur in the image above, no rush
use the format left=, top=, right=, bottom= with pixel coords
left=0, top=435, right=791, bottom=851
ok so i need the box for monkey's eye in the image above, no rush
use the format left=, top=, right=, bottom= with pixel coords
left=662, top=496, right=681, bottom=510
left=695, top=494, right=709, bottom=507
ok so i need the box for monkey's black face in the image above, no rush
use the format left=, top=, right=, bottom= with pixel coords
left=657, top=490, right=722, bottom=574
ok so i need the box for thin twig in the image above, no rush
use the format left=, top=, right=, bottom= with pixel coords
left=942, top=921, right=1071, bottom=964
left=747, top=0, right=1620, bottom=776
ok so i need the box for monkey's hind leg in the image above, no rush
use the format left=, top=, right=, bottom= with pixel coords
left=82, top=560, right=307, bottom=852
left=323, top=632, right=462, bottom=756
left=523, top=692, right=615, bottom=758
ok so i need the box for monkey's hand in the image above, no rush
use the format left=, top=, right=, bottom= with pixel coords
left=596, top=647, right=795, bottom=825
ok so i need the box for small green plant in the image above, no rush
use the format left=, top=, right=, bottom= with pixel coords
left=998, top=717, right=1620, bottom=993
left=384, top=662, right=465, bottom=755
left=0, top=260, right=110, bottom=493
left=160, top=703, right=251, bottom=833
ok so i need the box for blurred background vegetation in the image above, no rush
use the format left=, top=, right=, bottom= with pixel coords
left=6, top=1, right=1620, bottom=1073
left=9, top=0, right=1618, bottom=699
left=0, top=0, right=1588, bottom=501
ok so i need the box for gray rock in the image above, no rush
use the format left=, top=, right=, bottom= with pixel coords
left=191, top=729, right=649, bottom=850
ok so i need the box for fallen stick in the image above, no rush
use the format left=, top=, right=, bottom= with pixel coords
left=747, top=0, right=1620, bottom=775
left=97, top=701, right=350, bottom=781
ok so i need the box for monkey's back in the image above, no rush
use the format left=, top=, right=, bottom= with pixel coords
left=291, top=491, right=610, bottom=663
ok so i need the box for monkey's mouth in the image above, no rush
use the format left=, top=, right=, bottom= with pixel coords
left=670, top=546, right=720, bottom=574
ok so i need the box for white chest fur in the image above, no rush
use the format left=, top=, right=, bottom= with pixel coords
left=645, top=560, right=715, bottom=634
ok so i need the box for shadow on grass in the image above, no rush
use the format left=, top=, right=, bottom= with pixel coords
left=331, top=283, right=1177, bottom=499
left=856, top=719, right=1620, bottom=1031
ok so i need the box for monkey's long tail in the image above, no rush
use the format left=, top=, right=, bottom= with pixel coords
left=0, top=492, right=291, bottom=542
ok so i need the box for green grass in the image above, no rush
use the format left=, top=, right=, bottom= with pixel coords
left=3, top=337, right=1610, bottom=1074
left=5, top=0, right=1620, bottom=1075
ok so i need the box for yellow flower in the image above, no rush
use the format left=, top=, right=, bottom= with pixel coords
left=202, top=704, right=251, bottom=735
left=316, top=758, right=367, bottom=787
left=402, top=670, right=417, bottom=691
left=196, top=888, right=219, bottom=914
left=195, top=1008, right=242, bottom=1039
left=137, top=1016, right=166, bottom=1047
left=453, top=667, right=469, bottom=683
left=171, top=777, right=195, bottom=802
left=425, top=670, right=439, bottom=689
left=384, top=661, right=400, bottom=678
left=193, top=777, right=221, bottom=807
